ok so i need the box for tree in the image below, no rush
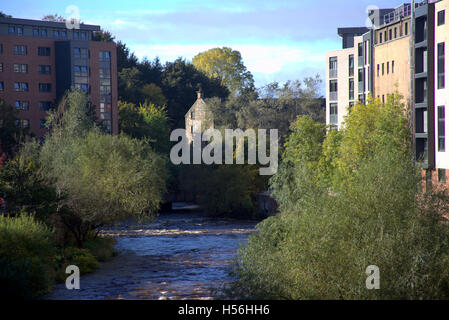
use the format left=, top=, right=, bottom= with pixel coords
left=193, top=47, right=255, bottom=95
left=118, top=101, right=171, bottom=154
left=230, top=93, right=449, bottom=299
left=42, top=14, right=65, bottom=22
left=39, top=90, right=168, bottom=247
left=161, top=58, right=229, bottom=129
left=0, top=99, right=30, bottom=159
left=0, top=12, right=12, bottom=18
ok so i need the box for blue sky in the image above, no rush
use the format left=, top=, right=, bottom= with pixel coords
left=3, top=0, right=408, bottom=90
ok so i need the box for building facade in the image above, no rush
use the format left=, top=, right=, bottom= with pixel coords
left=185, top=91, right=214, bottom=144
left=0, top=17, right=118, bottom=138
left=326, top=0, right=449, bottom=187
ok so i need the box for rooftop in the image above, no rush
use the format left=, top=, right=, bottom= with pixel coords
left=0, top=17, right=100, bottom=31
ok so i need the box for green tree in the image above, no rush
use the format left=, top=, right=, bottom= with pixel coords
left=42, top=14, right=65, bottom=22
left=193, top=47, right=255, bottom=95
left=40, top=90, right=168, bottom=247
left=0, top=99, right=30, bottom=159
left=118, top=101, right=171, bottom=154
left=161, top=58, right=229, bottom=129
left=230, top=93, right=449, bottom=299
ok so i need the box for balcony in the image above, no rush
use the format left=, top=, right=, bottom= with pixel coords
left=329, top=114, right=338, bottom=124
left=329, top=91, right=338, bottom=101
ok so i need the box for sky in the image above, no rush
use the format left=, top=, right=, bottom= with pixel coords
left=2, top=0, right=409, bottom=91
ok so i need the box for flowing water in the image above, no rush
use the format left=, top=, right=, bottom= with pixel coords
left=44, top=211, right=258, bottom=300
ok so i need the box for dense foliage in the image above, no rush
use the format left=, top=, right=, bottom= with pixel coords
left=231, top=95, right=449, bottom=299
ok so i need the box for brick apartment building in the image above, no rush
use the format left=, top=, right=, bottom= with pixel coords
left=0, top=17, right=118, bottom=138
left=325, top=0, right=449, bottom=186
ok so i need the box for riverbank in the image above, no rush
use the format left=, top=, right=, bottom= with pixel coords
left=44, top=212, right=257, bottom=300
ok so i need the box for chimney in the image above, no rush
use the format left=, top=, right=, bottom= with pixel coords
left=197, top=91, right=203, bottom=99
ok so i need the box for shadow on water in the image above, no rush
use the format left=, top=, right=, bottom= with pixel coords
left=44, top=211, right=258, bottom=300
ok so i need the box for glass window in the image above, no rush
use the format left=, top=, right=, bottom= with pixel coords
left=439, top=106, right=446, bottom=152
left=17, top=27, right=23, bottom=36
left=61, top=30, right=67, bottom=38
left=73, top=31, right=79, bottom=39
left=438, top=10, right=446, bottom=26
left=53, top=30, right=59, bottom=37
left=39, top=101, right=52, bottom=111
left=39, top=83, right=51, bottom=92
left=438, top=42, right=445, bottom=89
left=33, top=28, right=39, bottom=36
left=329, top=103, right=338, bottom=124
left=41, top=29, right=47, bottom=37
left=439, top=169, right=446, bottom=184
left=14, top=45, right=27, bottom=55
left=81, top=32, right=86, bottom=40
left=38, top=47, right=51, bottom=56
left=0, top=82, right=3, bottom=91
left=8, top=26, right=15, bottom=34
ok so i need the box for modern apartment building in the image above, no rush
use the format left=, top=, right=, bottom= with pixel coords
left=325, top=27, right=369, bottom=130
left=433, top=0, right=449, bottom=184
left=0, top=17, right=118, bottom=138
left=373, top=4, right=412, bottom=105
left=326, top=0, right=449, bottom=187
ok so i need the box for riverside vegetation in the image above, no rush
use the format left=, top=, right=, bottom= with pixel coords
left=0, top=89, right=168, bottom=299
left=229, top=94, right=449, bottom=299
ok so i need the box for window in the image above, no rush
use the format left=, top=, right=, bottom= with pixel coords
left=349, top=54, right=354, bottom=77
left=17, top=27, right=23, bottom=36
left=53, top=30, right=59, bottom=37
left=438, top=106, right=446, bottom=152
left=329, top=57, right=337, bottom=78
left=191, top=112, right=195, bottom=119
left=33, top=28, right=39, bottom=36
left=438, top=43, right=445, bottom=89
left=74, top=31, right=79, bottom=39
left=41, top=29, right=47, bottom=37
left=38, top=47, right=51, bottom=56
left=38, top=65, right=51, bottom=75
left=382, top=63, right=385, bottom=75
left=81, top=32, right=86, bottom=40
left=99, top=51, right=111, bottom=61
left=75, top=83, right=89, bottom=91
left=438, top=10, right=445, bottom=26
left=387, top=61, right=390, bottom=74
left=39, top=83, right=52, bottom=92
left=329, top=80, right=338, bottom=101
left=40, top=119, right=47, bottom=129
left=394, top=27, right=397, bottom=39
left=13, top=64, right=28, bottom=73
left=14, top=101, right=29, bottom=111
left=14, top=45, right=27, bottom=55
left=405, top=22, right=409, bottom=36
left=74, top=48, right=88, bottom=58
left=21, top=120, right=30, bottom=129
left=384, top=31, right=387, bottom=42
left=389, top=29, right=392, bottom=41
left=329, top=103, right=338, bottom=124
left=439, top=169, right=446, bottom=184
left=74, top=65, right=88, bottom=75
left=0, top=63, right=2, bottom=72
left=377, top=64, right=380, bottom=77
left=39, top=101, right=52, bottom=111
left=0, top=82, right=3, bottom=91
left=8, top=26, right=15, bottom=34
left=61, top=30, right=67, bottom=38
left=379, top=32, right=383, bottom=43
left=14, top=82, right=29, bottom=92
left=392, top=60, right=395, bottom=73
left=349, top=78, right=354, bottom=101
left=382, top=95, right=385, bottom=103
left=100, top=85, right=111, bottom=94
left=0, top=44, right=2, bottom=54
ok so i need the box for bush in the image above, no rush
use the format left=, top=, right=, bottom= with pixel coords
left=0, top=214, right=55, bottom=299
left=55, top=247, right=99, bottom=282
left=84, top=236, right=117, bottom=262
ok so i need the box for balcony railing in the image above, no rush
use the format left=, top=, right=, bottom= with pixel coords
left=358, top=56, right=364, bottom=66
left=329, top=91, right=338, bottom=101
left=329, top=114, right=338, bottom=124
left=329, top=69, right=337, bottom=78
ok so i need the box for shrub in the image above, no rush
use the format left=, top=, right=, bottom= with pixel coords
left=0, top=214, right=55, bottom=299
left=84, top=236, right=117, bottom=262
left=55, top=247, right=99, bottom=282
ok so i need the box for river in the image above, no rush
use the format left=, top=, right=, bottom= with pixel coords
left=44, top=211, right=258, bottom=300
